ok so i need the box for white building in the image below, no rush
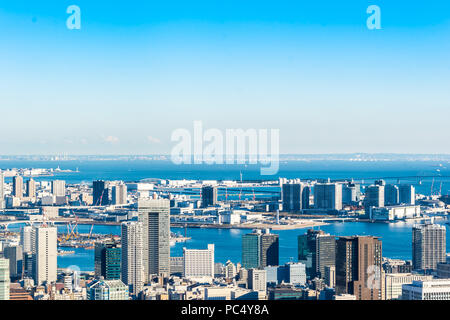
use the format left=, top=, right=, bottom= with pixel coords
left=20, top=226, right=33, bottom=253
left=370, top=205, right=421, bottom=221
left=248, top=269, right=267, bottom=293
left=112, top=183, right=127, bottom=205
left=402, top=279, right=450, bottom=300
left=33, top=225, right=58, bottom=286
left=384, top=273, right=433, bottom=300
left=183, top=244, right=215, bottom=282
left=0, top=258, right=10, bottom=300
left=121, top=221, right=144, bottom=297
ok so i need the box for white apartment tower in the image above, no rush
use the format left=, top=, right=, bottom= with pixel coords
left=183, top=244, right=215, bottom=281
left=32, top=225, right=58, bottom=286
left=121, top=221, right=144, bottom=297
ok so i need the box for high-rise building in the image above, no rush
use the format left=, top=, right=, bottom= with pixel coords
left=51, top=180, right=66, bottom=197
left=365, top=184, right=385, bottom=208
left=324, top=265, right=336, bottom=288
left=384, top=273, right=433, bottom=300
left=183, top=244, right=215, bottom=281
left=335, top=236, right=383, bottom=300
left=242, top=229, right=279, bottom=270
left=20, top=226, right=33, bottom=253
left=201, top=186, right=217, bottom=207
left=402, top=279, right=450, bottom=300
left=87, top=279, right=129, bottom=300
left=93, top=180, right=109, bottom=206
left=412, top=223, right=446, bottom=271
left=3, top=245, right=23, bottom=279
left=342, top=182, right=360, bottom=205
left=399, top=185, right=415, bottom=205
left=384, top=184, right=399, bottom=206
left=112, top=183, right=127, bottom=205
left=121, top=221, right=144, bottom=297
left=314, top=183, right=343, bottom=210
left=12, top=175, right=23, bottom=199
left=138, top=199, right=171, bottom=280
left=32, top=225, right=58, bottom=286
left=248, top=269, right=267, bottom=292
left=94, top=242, right=121, bottom=280
left=0, top=171, right=4, bottom=209
left=25, top=178, right=36, bottom=199
left=298, top=229, right=336, bottom=279
left=0, top=258, right=10, bottom=300
left=282, top=183, right=307, bottom=212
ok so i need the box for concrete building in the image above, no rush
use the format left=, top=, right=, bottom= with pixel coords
left=12, top=175, right=23, bottom=199
left=0, top=171, right=4, bottom=209
left=265, top=262, right=306, bottom=286
left=112, top=183, right=127, bottom=205
left=138, top=199, right=171, bottom=280
left=402, top=279, right=450, bottom=300
left=370, top=205, right=421, bottom=221
left=121, top=221, right=144, bottom=297
left=384, top=273, right=433, bottom=300
left=342, top=182, right=360, bottom=205
left=26, top=178, right=36, bottom=198
left=0, top=258, right=10, bottom=300
left=399, top=185, right=415, bottom=205
left=412, top=223, right=446, bottom=271
left=51, top=180, right=66, bottom=197
left=87, top=279, right=129, bottom=300
left=183, top=244, right=215, bottom=282
left=248, top=269, right=267, bottom=292
left=314, top=183, right=342, bottom=211
left=324, top=265, right=336, bottom=288
left=20, top=226, right=33, bottom=253
left=32, top=225, right=58, bottom=286
left=3, top=245, right=23, bottom=279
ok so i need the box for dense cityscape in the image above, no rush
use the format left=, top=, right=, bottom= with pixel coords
left=0, top=167, right=449, bottom=301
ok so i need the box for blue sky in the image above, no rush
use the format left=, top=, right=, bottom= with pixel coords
left=0, top=0, right=449, bottom=154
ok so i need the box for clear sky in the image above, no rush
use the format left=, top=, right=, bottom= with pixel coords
left=0, top=1, right=449, bottom=155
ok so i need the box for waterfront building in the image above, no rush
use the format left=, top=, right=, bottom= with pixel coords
left=370, top=205, right=421, bottom=221
left=335, top=236, right=382, bottom=300
left=3, top=245, right=23, bottom=279
left=32, top=225, right=58, bottom=286
left=0, top=258, right=10, bottom=300
left=248, top=269, right=267, bottom=292
left=402, top=279, right=450, bottom=300
left=93, top=180, right=109, bottom=206
left=399, top=185, right=415, bottom=205
left=112, top=183, right=127, bottom=205
left=314, top=183, right=342, bottom=210
left=183, top=244, right=215, bottom=282
left=281, top=183, right=304, bottom=212
left=51, top=180, right=66, bottom=197
left=412, top=223, right=446, bottom=271
left=138, top=199, right=171, bottom=280
left=242, top=229, right=279, bottom=270
left=384, top=273, right=433, bottom=300
left=12, top=175, right=23, bottom=199
left=342, top=182, right=360, bottom=205
left=121, top=221, right=144, bottom=297
left=201, top=186, right=217, bottom=207
left=298, top=229, right=336, bottom=279
left=384, top=184, right=399, bottom=206
left=87, top=279, right=129, bottom=300
left=365, top=184, right=385, bottom=208
left=25, top=178, right=36, bottom=198
left=94, top=242, right=121, bottom=280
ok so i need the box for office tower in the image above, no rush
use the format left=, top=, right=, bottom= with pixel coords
left=87, top=279, right=129, bottom=300
left=201, top=186, right=217, bottom=207
left=282, top=183, right=304, bottom=212
left=112, top=183, right=127, bottom=205
left=412, top=223, right=446, bottom=271
left=384, top=184, right=399, bottom=206
left=12, top=175, right=23, bottom=198
left=302, top=185, right=311, bottom=209
left=3, top=245, right=23, bottom=279
left=183, top=244, right=215, bottom=281
left=25, top=178, right=36, bottom=198
left=402, top=279, right=450, bottom=300
left=94, top=242, right=121, bottom=280
left=314, top=183, right=343, bottom=210
left=32, top=225, right=58, bottom=286
left=248, top=269, right=267, bottom=292
left=384, top=274, right=433, bottom=300
left=265, top=263, right=307, bottom=286
left=0, top=258, right=10, bottom=300
left=121, top=221, right=144, bottom=297
left=399, top=185, right=415, bottom=205
left=242, top=229, right=279, bottom=270
left=342, top=182, right=357, bottom=205
left=51, top=180, right=66, bottom=197
left=93, top=180, right=109, bottom=206
left=138, top=199, right=171, bottom=280
left=365, top=184, right=385, bottom=208
left=335, top=236, right=383, bottom=300
left=20, top=226, right=33, bottom=253
left=324, top=265, right=336, bottom=288
left=0, top=171, right=4, bottom=209
left=298, top=229, right=336, bottom=279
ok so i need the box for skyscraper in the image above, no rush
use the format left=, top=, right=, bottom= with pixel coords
left=138, top=199, right=171, bottom=280
left=201, top=186, right=217, bottom=207
left=298, top=229, right=336, bottom=279
left=335, top=236, right=382, bottom=300
left=121, top=221, right=144, bottom=297
left=365, top=184, right=385, bottom=208
left=25, top=179, right=36, bottom=198
left=51, top=180, right=66, bottom=197
left=12, top=175, right=23, bottom=199
left=242, top=229, right=279, bottom=269
left=412, top=223, right=446, bottom=271
left=183, top=244, right=215, bottom=281
left=3, top=245, right=23, bottom=279
left=314, top=183, right=343, bottom=210
left=112, top=183, right=127, bottom=205
left=384, top=184, right=399, bottom=206
left=93, top=180, right=109, bottom=206
left=0, top=258, right=10, bottom=300
left=0, top=171, right=4, bottom=209
left=282, top=183, right=304, bottom=212
left=32, top=225, right=58, bottom=286
left=399, top=185, right=415, bottom=205
left=342, top=182, right=360, bottom=205
left=95, top=242, right=121, bottom=280
left=20, top=226, right=33, bottom=253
